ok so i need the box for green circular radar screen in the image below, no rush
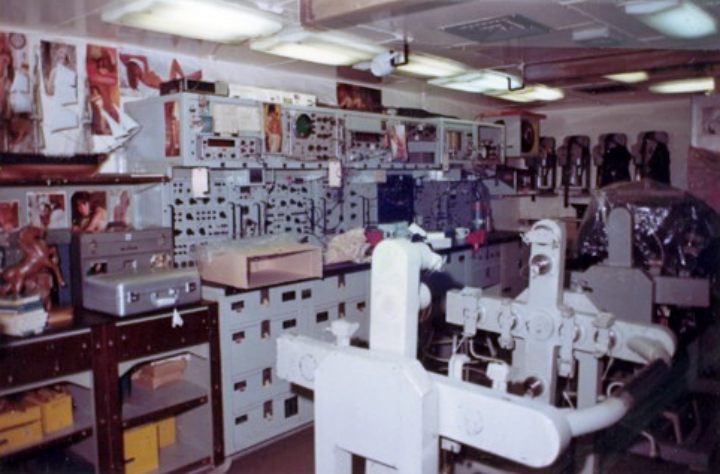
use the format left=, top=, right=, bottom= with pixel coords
left=295, top=114, right=314, bottom=139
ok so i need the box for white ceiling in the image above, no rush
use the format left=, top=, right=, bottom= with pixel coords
left=1, top=0, right=719, bottom=108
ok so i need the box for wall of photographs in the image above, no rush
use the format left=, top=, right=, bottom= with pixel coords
left=0, top=183, right=165, bottom=235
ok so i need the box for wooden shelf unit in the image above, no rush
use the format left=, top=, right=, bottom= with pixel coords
left=0, top=302, right=223, bottom=473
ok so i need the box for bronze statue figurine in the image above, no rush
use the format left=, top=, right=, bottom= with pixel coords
left=0, top=226, right=66, bottom=310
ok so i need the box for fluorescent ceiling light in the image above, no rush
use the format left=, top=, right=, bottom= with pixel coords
left=396, top=54, right=467, bottom=78
left=487, top=85, right=565, bottom=103
left=102, top=0, right=282, bottom=43
left=572, top=26, right=624, bottom=47
left=649, top=77, right=715, bottom=94
left=250, top=29, right=383, bottom=66
left=624, top=0, right=717, bottom=39
left=429, top=70, right=522, bottom=93
left=604, top=71, right=649, bottom=83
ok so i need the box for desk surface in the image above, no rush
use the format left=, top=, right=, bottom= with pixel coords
left=0, top=302, right=211, bottom=348
left=204, top=230, right=521, bottom=295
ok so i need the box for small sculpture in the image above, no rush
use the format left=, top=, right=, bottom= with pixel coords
left=0, top=226, right=66, bottom=310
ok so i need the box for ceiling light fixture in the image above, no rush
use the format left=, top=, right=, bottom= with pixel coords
left=429, top=70, right=522, bottom=93
left=250, top=28, right=383, bottom=66
left=487, top=85, right=565, bottom=103
left=624, top=0, right=717, bottom=39
left=395, top=54, right=468, bottom=78
left=572, top=26, right=624, bottom=47
left=604, top=71, right=650, bottom=83
left=649, top=77, right=715, bottom=94
left=102, top=0, right=283, bottom=43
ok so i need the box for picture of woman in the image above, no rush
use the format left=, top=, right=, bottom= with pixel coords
left=71, top=191, right=108, bottom=233
left=0, top=33, right=13, bottom=119
left=388, top=123, right=407, bottom=161
left=120, top=52, right=202, bottom=95
left=264, top=103, right=282, bottom=153
left=86, top=44, right=120, bottom=136
left=0, top=201, right=19, bottom=232
left=109, top=189, right=132, bottom=229
left=41, top=40, right=78, bottom=132
left=164, top=100, right=180, bottom=156
left=1, top=32, right=34, bottom=153
left=27, top=192, right=67, bottom=230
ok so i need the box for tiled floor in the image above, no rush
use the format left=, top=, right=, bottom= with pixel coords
left=227, top=428, right=315, bottom=474
left=226, top=426, right=717, bottom=474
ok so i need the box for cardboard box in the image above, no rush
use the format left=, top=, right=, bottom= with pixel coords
left=199, top=241, right=322, bottom=289
left=25, top=387, right=74, bottom=433
left=156, top=417, right=176, bottom=448
left=0, top=419, right=43, bottom=455
left=0, top=402, right=41, bottom=431
left=132, top=357, right=188, bottom=391
left=124, top=424, right=159, bottom=474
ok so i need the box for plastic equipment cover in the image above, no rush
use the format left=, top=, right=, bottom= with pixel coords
left=576, top=180, right=720, bottom=279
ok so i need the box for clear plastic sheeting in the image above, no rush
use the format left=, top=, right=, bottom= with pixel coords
left=576, top=180, right=720, bottom=279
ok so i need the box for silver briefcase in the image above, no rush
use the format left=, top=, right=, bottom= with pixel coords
left=83, top=268, right=200, bottom=317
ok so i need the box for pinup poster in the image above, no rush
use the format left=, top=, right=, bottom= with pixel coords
left=86, top=44, right=121, bottom=136
left=0, top=31, right=34, bottom=153
left=71, top=190, right=108, bottom=233
left=119, top=48, right=202, bottom=97
left=336, top=82, right=382, bottom=113
left=263, top=103, right=282, bottom=153
left=691, top=95, right=720, bottom=152
left=164, top=100, right=181, bottom=157
left=27, top=192, right=67, bottom=230
left=107, top=188, right=132, bottom=228
left=388, top=123, right=408, bottom=161
left=41, top=40, right=78, bottom=133
left=0, top=200, right=20, bottom=232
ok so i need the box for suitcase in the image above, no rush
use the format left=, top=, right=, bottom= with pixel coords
left=83, top=268, right=200, bottom=317
left=71, top=228, right=174, bottom=308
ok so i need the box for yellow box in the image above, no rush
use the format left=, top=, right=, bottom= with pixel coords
left=25, top=388, right=74, bottom=434
left=0, top=403, right=41, bottom=432
left=124, top=424, right=159, bottom=474
left=156, top=417, right=176, bottom=448
left=0, top=419, right=43, bottom=455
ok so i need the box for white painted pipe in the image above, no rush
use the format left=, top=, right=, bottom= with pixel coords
left=627, top=336, right=672, bottom=365
left=562, top=336, right=671, bottom=437
left=419, top=283, right=432, bottom=310
left=564, top=396, right=631, bottom=437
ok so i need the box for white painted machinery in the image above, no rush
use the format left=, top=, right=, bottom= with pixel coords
left=277, top=219, right=677, bottom=473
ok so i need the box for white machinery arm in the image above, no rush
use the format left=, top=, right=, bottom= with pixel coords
left=276, top=228, right=677, bottom=473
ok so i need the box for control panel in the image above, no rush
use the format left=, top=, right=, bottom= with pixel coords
left=406, top=122, right=438, bottom=165
left=285, top=108, right=340, bottom=161
left=344, top=112, right=391, bottom=166
left=439, top=119, right=476, bottom=165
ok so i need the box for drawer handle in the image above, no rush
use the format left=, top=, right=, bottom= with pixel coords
left=123, top=457, right=136, bottom=465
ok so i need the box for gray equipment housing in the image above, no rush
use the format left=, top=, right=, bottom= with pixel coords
left=83, top=267, right=200, bottom=317
left=71, top=228, right=174, bottom=308
left=571, top=208, right=710, bottom=325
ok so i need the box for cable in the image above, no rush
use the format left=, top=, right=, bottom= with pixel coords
left=601, top=357, right=615, bottom=381
left=468, top=339, right=508, bottom=366
left=486, top=336, right=498, bottom=358
left=640, top=430, right=659, bottom=458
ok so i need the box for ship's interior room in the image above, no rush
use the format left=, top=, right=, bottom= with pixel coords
left=1, top=0, right=720, bottom=473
